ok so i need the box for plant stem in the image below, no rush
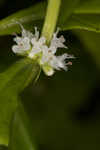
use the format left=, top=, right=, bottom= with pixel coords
left=42, top=0, right=61, bottom=43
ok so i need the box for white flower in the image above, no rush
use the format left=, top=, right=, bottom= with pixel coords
left=50, top=28, right=67, bottom=53
left=12, top=36, right=31, bottom=54
left=12, top=24, right=33, bottom=54
left=29, top=36, right=46, bottom=58
left=12, top=24, right=74, bottom=76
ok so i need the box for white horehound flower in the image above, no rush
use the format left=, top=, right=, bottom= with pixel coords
left=12, top=24, right=74, bottom=76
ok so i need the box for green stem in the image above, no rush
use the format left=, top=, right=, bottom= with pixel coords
left=42, top=0, right=61, bottom=43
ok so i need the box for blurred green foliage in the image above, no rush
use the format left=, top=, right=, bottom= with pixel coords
left=0, top=0, right=100, bottom=150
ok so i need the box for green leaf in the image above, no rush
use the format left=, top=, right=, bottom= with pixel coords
left=8, top=103, right=37, bottom=150
left=75, top=0, right=100, bottom=14
left=0, top=58, right=40, bottom=145
left=60, top=0, right=100, bottom=32
left=0, top=58, right=40, bottom=93
left=0, top=145, right=8, bottom=150
left=0, top=1, right=46, bottom=35
left=58, top=0, right=80, bottom=25
left=61, top=14, right=100, bottom=33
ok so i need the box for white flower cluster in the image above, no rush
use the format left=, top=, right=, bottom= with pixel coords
left=12, top=24, right=73, bottom=76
